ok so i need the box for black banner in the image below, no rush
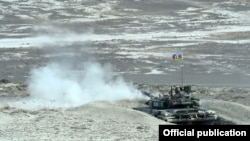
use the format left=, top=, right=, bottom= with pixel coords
left=159, top=125, right=250, bottom=140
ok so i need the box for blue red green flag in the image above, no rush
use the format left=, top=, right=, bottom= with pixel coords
left=172, top=52, right=183, bottom=61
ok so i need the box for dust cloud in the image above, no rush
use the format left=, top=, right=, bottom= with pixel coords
left=26, top=61, right=145, bottom=108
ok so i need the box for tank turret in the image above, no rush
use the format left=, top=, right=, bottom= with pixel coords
left=140, top=85, right=218, bottom=124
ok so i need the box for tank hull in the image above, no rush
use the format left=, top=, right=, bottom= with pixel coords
left=136, top=85, right=219, bottom=124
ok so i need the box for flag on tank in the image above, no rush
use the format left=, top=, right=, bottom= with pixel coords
left=172, top=52, right=183, bottom=61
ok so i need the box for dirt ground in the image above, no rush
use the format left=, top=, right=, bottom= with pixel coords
left=0, top=0, right=250, bottom=140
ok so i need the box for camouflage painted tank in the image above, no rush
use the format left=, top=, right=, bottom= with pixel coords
left=140, top=85, right=218, bottom=124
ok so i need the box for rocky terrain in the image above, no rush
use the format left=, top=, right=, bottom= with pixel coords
left=0, top=0, right=250, bottom=140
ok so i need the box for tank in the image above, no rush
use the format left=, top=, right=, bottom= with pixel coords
left=138, top=85, right=218, bottom=124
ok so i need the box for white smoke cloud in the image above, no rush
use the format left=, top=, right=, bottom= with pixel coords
left=2, top=25, right=147, bottom=109
left=27, top=61, right=146, bottom=108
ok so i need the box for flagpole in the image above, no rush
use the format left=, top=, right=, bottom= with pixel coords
left=181, top=64, right=184, bottom=88
left=172, top=51, right=184, bottom=87
left=180, top=48, right=184, bottom=88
